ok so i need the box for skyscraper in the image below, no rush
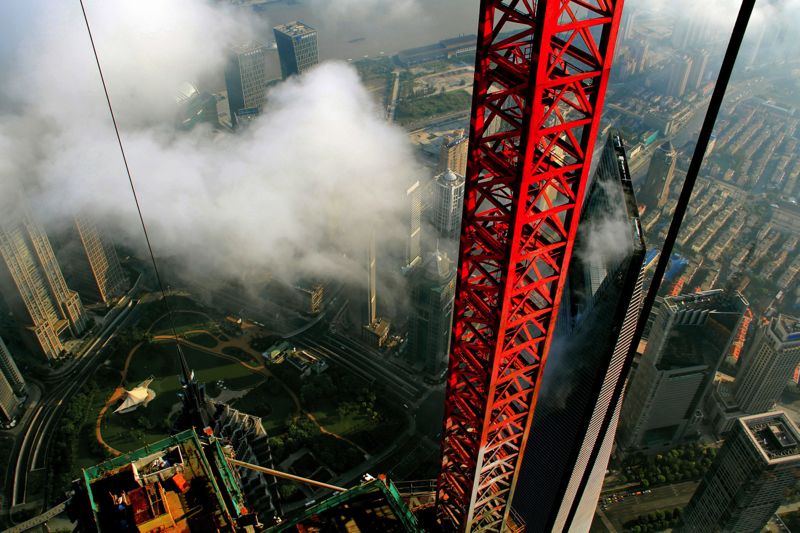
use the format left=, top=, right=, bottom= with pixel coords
left=707, top=316, right=800, bottom=435
left=224, top=42, right=267, bottom=126
left=679, top=412, right=800, bottom=533
left=619, top=290, right=746, bottom=451
left=408, top=250, right=455, bottom=374
left=432, top=169, right=465, bottom=241
left=688, top=49, right=711, bottom=91
left=638, top=141, right=677, bottom=212
left=437, top=132, right=468, bottom=176
left=512, top=132, right=646, bottom=532
left=0, top=337, right=25, bottom=423
left=60, top=216, right=127, bottom=305
left=273, top=22, right=319, bottom=80
left=0, top=201, right=87, bottom=360
left=734, top=315, right=800, bottom=413
left=667, top=56, right=693, bottom=97
left=405, top=180, right=422, bottom=269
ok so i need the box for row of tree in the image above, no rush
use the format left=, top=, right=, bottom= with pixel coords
left=618, top=443, right=717, bottom=488
left=623, top=508, right=682, bottom=533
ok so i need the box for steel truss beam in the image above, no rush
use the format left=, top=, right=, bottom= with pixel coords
left=435, top=0, right=623, bottom=530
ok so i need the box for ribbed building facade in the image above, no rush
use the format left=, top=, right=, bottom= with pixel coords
left=72, top=216, right=127, bottom=304
left=513, top=132, right=646, bottom=532
left=0, top=206, right=86, bottom=360
left=679, top=412, right=800, bottom=533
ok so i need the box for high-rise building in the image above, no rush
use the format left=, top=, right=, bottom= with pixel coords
left=432, top=169, right=465, bottom=241
left=512, top=132, right=646, bottom=532
left=273, top=21, right=319, bottom=80
left=224, top=42, right=267, bottom=127
left=688, top=49, right=711, bottom=91
left=638, top=141, right=677, bottom=212
left=734, top=315, right=800, bottom=413
left=405, top=180, right=422, bottom=269
left=59, top=216, right=127, bottom=305
left=0, top=202, right=87, bottom=360
left=620, top=7, right=637, bottom=41
left=679, top=412, right=800, bottom=533
left=0, top=337, right=25, bottom=423
left=408, top=250, right=455, bottom=374
left=437, top=132, right=468, bottom=176
left=672, top=11, right=711, bottom=50
left=619, top=290, right=746, bottom=451
left=667, top=56, right=694, bottom=97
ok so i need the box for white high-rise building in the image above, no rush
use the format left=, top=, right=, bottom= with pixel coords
left=432, top=169, right=466, bottom=240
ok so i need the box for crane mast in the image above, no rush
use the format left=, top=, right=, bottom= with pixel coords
left=435, top=0, right=624, bottom=530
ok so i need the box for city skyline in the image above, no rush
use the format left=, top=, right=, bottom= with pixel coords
left=0, top=0, right=799, bottom=531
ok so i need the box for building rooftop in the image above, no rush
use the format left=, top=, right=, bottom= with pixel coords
left=273, top=21, right=316, bottom=37
left=741, top=412, right=800, bottom=463
left=269, top=477, right=418, bottom=532
left=774, top=314, right=800, bottom=343
left=73, top=429, right=252, bottom=532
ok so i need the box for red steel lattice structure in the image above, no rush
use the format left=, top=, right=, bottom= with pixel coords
left=435, top=0, right=623, bottom=530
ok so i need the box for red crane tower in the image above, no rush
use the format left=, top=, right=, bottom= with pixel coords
left=435, top=0, right=624, bottom=530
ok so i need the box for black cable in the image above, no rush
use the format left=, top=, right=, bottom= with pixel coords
left=78, top=0, right=194, bottom=383
left=632, top=0, right=756, bottom=355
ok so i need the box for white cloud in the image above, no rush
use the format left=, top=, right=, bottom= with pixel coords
left=0, top=0, right=420, bottom=289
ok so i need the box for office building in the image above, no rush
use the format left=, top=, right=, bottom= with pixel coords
left=688, top=49, right=710, bottom=91
left=0, top=202, right=87, bottom=360
left=273, top=21, right=319, bottom=79
left=408, top=250, right=455, bottom=373
left=513, top=132, right=646, bottom=532
left=437, top=132, right=468, bottom=176
left=734, top=315, right=800, bottom=413
left=679, top=412, right=800, bottom=533
left=363, top=234, right=390, bottom=348
left=432, top=169, right=466, bottom=240
left=638, top=141, right=677, bottom=212
left=709, top=315, right=800, bottom=435
left=406, top=180, right=422, bottom=269
left=0, top=337, right=25, bottom=423
left=672, top=11, right=711, bottom=50
left=61, top=216, right=127, bottom=305
left=224, top=42, right=267, bottom=127
left=619, top=290, right=746, bottom=451
left=667, top=56, right=693, bottom=98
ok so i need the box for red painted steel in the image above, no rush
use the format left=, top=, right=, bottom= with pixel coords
left=435, top=1, right=624, bottom=530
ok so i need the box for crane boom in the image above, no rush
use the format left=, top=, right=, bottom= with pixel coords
left=435, top=1, right=624, bottom=530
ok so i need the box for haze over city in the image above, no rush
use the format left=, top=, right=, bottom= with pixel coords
left=0, top=1, right=798, bottom=532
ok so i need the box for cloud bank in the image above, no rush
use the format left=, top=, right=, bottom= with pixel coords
left=0, top=0, right=419, bottom=289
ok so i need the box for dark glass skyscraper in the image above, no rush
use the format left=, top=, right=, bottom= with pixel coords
left=224, top=42, right=267, bottom=127
left=273, top=21, right=319, bottom=80
left=638, top=140, right=677, bottom=212
left=512, top=131, right=646, bottom=532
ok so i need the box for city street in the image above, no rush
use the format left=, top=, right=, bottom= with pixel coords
left=601, top=481, right=699, bottom=531
left=2, top=295, right=140, bottom=524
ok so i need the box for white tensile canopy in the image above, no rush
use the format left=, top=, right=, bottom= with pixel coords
left=114, top=377, right=157, bottom=414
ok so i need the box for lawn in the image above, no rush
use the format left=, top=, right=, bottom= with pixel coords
left=232, top=379, right=296, bottom=434
left=101, top=341, right=265, bottom=453
left=151, top=310, right=215, bottom=337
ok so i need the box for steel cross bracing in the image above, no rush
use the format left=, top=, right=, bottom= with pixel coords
left=435, top=0, right=623, bottom=531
